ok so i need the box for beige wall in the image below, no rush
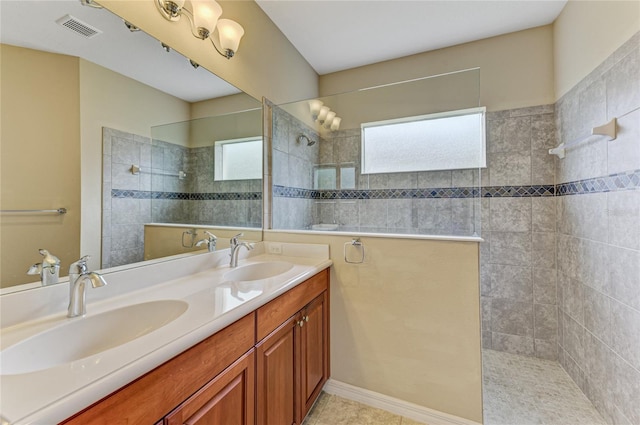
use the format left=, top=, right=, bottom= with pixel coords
left=144, top=225, right=261, bottom=260
left=191, top=92, right=262, bottom=119
left=553, top=0, right=640, bottom=99
left=99, top=0, right=319, bottom=105
left=320, top=25, right=554, bottom=112
left=265, top=232, right=483, bottom=423
left=0, top=45, right=81, bottom=287
left=80, top=59, right=191, bottom=270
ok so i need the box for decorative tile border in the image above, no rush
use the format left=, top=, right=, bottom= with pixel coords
left=273, top=170, right=639, bottom=200
left=111, top=189, right=262, bottom=201
left=557, top=169, right=640, bottom=196
left=273, top=185, right=554, bottom=200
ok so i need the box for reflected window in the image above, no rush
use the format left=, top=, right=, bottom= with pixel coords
left=361, top=107, right=486, bottom=174
left=214, top=136, right=262, bottom=181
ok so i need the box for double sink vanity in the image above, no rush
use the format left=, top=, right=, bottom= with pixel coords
left=0, top=242, right=332, bottom=425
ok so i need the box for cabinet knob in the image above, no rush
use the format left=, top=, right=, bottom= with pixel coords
left=304, top=315, right=309, bottom=322
left=298, top=320, right=304, bottom=327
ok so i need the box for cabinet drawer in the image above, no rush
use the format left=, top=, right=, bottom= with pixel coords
left=61, top=313, right=256, bottom=425
left=256, top=268, right=328, bottom=341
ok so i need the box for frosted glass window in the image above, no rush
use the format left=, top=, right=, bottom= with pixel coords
left=361, top=107, right=486, bottom=174
left=214, top=137, right=262, bottom=181
left=340, top=164, right=356, bottom=189
left=314, top=166, right=337, bottom=190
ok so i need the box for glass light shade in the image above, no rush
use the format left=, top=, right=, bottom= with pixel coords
left=324, top=111, right=336, bottom=128
left=191, top=0, right=222, bottom=35
left=309, top=100, right=323, bottom=119
left=217, top=19, right=245, bottom=53
left=317, top=106, right=330, bottom=123
left=330, top=117, right=342, bottom=131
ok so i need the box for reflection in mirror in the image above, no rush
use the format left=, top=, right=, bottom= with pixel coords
left=0, top=0, right=262, bottom=291
left=100, top=112, right=263, bottom=269
left=271, top=68, right=483, bottom=236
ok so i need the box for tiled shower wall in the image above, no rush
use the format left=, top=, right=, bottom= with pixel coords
left=480, top=106, right=558, bottom=359
left=554, top=32, right=640, bottom=425
left=102, top=128, right=261, bottom=268
left=271, top=105, right=320, bottom=229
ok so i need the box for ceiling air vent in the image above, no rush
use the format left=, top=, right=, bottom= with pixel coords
left=56, top=14, right=102, bottom=38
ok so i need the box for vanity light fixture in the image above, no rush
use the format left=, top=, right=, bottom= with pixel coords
left=309, top=100, right=341, bottom=131
left=156, top=0, right=244, bottom=59
left=323, top=111, right=336, bottom=129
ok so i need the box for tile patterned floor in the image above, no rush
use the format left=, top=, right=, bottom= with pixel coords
left=303, top=392, right=428, bottom=425
left=482, top=349, right=607, bottom=425
left=305, top=349, right=607, bottom=425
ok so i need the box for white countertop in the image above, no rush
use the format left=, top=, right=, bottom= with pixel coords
left=0, top=242, right=331, bottom=425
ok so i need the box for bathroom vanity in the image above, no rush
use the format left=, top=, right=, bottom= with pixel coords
left=0, top=242, right=331, bottom=425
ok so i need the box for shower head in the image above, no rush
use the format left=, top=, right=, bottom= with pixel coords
left=297, top=134, right=316, bottom=146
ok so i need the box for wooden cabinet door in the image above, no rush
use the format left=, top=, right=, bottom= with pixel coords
left=164, top=350, right=255, bottom=425
left=299, top=292, right=329, bottom=421
left=256, top=314, right=300, bottom=425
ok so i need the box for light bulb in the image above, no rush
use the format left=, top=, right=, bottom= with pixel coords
left=217, top=19, right=245, bottom=56
left=330, top=117, right=342, bottom=131
left=309, top=100, right=323, bottom=120
left=324, top=111, right=336, bottom=128
left=317, top=106, right=330, bottom=124
left=191, top=0, right=222, bottom=39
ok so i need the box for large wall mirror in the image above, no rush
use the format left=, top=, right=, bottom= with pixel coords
left=0, top=0, right=263, bottom=291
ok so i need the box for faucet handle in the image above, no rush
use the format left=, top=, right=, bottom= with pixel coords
left=230, top=233, right=244, bottom=245
left=204, top=231, right=217, bottom=241
left=69, top=255, right=91, bottom=274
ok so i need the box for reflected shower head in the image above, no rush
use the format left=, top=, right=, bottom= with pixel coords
left=297, top=134, right=316, bottom=146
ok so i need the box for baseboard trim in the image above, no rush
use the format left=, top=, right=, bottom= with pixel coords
left=323, top=379, right=482, bottom=425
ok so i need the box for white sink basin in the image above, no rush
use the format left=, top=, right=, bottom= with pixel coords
left=1, top=300, right=188, bottom=375
left=224, top=261, right=293, bottom=282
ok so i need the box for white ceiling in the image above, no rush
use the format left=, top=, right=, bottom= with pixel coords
left=0, top=0, right=240, bottom=102
left=256, top=0, right=568, bottom=75
left=1, top=1, right=567, bottom=101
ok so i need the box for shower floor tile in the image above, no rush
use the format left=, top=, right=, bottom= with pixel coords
left=483, top=349, right=607, bottom=425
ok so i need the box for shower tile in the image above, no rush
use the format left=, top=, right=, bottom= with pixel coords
left=613, top=352, right=640, bottom=424
left=579, top=77, right=607, bottom=139
left=534, top=339, right=558, bottom=360
left=533, top=267, right=557, bottom=305
left=489, top=264, right=532, bottom=302
left=481, top=296, right=492, bottom=331
left=103, top=154, right=112, bottom=184
left=611, top=300, right=640, bottom=371
left=532, top=197, right=555, bottom=232
left=491, top=299, right=533, bottom=338
left=490, top=332, right=535, bottom=356
left=112, top=163, right=139, bottom=190
left=531, top=113, right=556, bottom=150
left=583, top=286, right=612, bottom=345
left=532, top=232, right=556, bottom=268
left=112, top=136, right=139, bottom=165
left=487, top=115, right=531, bottom=153
left=413, top=198, right=452, bottom=234
left=607, top=245, right=640, bottom=311
left=490, top=232, right=532, bottom=267
left=140, top=143, right=152, bottom=168
left=417, top=170, right=452, bottom=188
left=608, top=109, right=640, bottom=175
left=111, top=224, right=143, bottom=250
left=451, top=169, right=476, bottom=187
left=489, top=198, right=531, bottom=232
left=488, top=151, right=531, bottom=186
left=561, top=274, right=584, bottom=325
left=387, top=199, right=413, bottom=228
left=533, top=303, right=557, bottom=341
left=510, top=104, right=555, bottom=117
left=563, top=313, right=586, bottom=367
left=358, top=199, right=387, bottom=228
left=531, top=149, right=555, bottom=185
left=580, top=239, right=609, bottom=295
left=336, top=201, right=358, bottom=227
left=272, top=149, right=289, bottom=186
left=606, top=46, right=640, bottom=120
left=608, top=190, right=640, bottom=251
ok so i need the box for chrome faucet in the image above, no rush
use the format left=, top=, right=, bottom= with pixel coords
left=229, top=233, right=254, bottom=268
left=27, top=249, right=60, bottom=286
left=67, top=255, right=107, bottom=318
left=196, top=231, right=218, bottom=252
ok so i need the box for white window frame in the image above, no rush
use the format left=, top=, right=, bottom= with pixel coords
left=360, top=106, right=486, bottom=174
left=214, top=136, right=263, bottom=181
